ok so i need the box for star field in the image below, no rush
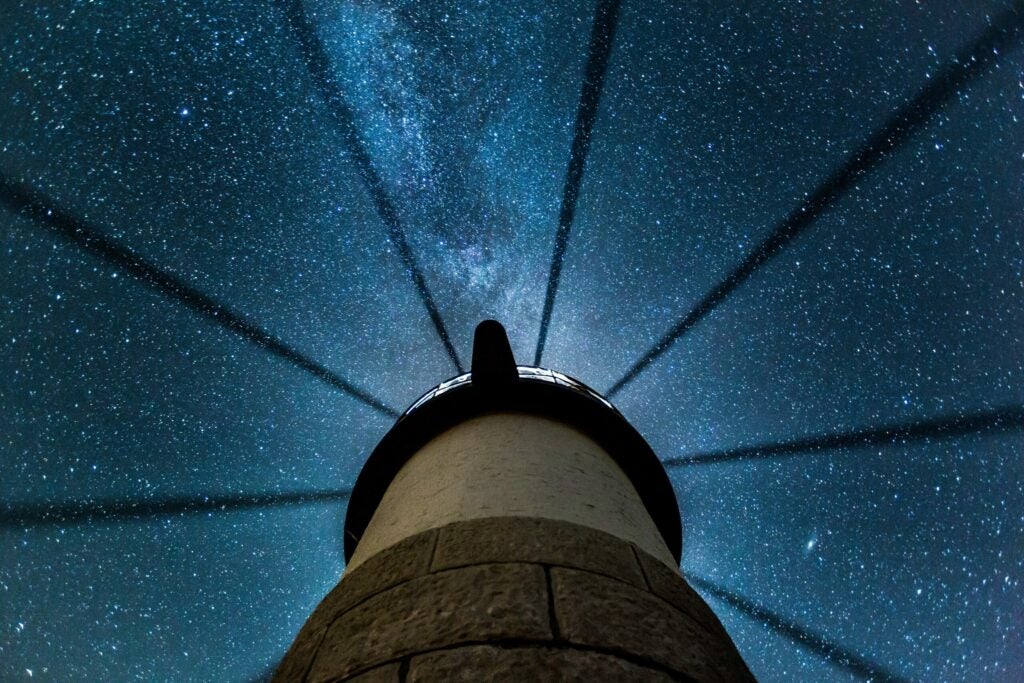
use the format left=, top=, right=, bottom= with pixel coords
left=1, top=1, right=1022, bottom=680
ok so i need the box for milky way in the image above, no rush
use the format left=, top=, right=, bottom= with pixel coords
left=1, top=1, right=1022, bottom=680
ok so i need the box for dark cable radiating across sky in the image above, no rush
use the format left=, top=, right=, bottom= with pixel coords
left=666, top=406, right=1024, bottom=468
left=1, top=1, right=1022, bottom=681
left=279, top=0, right=464, bottom=373
left=0, top=175, right=400, bottom=419
left=684, top=572, right=910, bottom=683
left=534, top=0, right=621, bottom=365
left=606, top=1, right=1024, bottom=398
left=0, top=489, right=352, bottom=528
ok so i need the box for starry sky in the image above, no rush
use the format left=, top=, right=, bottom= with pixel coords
left=1, top=1, right=1022, bottom=680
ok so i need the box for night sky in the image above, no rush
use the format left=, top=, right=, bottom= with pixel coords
left=1, top=1, right=1023, bottom=681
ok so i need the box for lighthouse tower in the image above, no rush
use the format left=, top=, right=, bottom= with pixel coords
left=274, top=320, right=753, bottom=682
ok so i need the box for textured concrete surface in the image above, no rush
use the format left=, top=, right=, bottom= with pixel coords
left=634, top=547, right=736, bottom=645
left=343, top=662, right=401, bottom=683
left=272, top=625, right=325, bottom=683
left=348, top=412, right=675, bottom=570
left=306, top=528, right=437, bottom=634
left=306, top=563, right=550, bottom=682
left=552, top=567, right=753, bottom=682
left=407, top=645, right=677, bottom=682
left=275, top=517, right=753, bottom=683
left=274, top=529, right=437, bottom=683
left=432, top=515, right=645, bottom=588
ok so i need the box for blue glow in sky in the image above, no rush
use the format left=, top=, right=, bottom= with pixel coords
left=1, top=1, right=1022, bottom=680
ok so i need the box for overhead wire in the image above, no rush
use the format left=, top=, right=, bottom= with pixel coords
left=279, top=0, right=464, bottom=373
left=685, top=572, right=910, bottom=683
left=534, top=0, right=623, bottom=365
left=0, top=489, right=352, bottom=527
left=607, top=3, right=1024, bottom=397
left=664, top=406, right=1024, bottom=468
left=0, top=175, right=400, bottom=418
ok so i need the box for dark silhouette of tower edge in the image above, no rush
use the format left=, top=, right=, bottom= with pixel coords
left=274, top=321, right=754, bottom=682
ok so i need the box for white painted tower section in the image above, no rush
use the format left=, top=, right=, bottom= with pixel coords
left=347, top=411, right=676, bottom=570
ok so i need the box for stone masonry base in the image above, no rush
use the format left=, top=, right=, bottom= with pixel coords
left=273, top=517, right=755, bottom=682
